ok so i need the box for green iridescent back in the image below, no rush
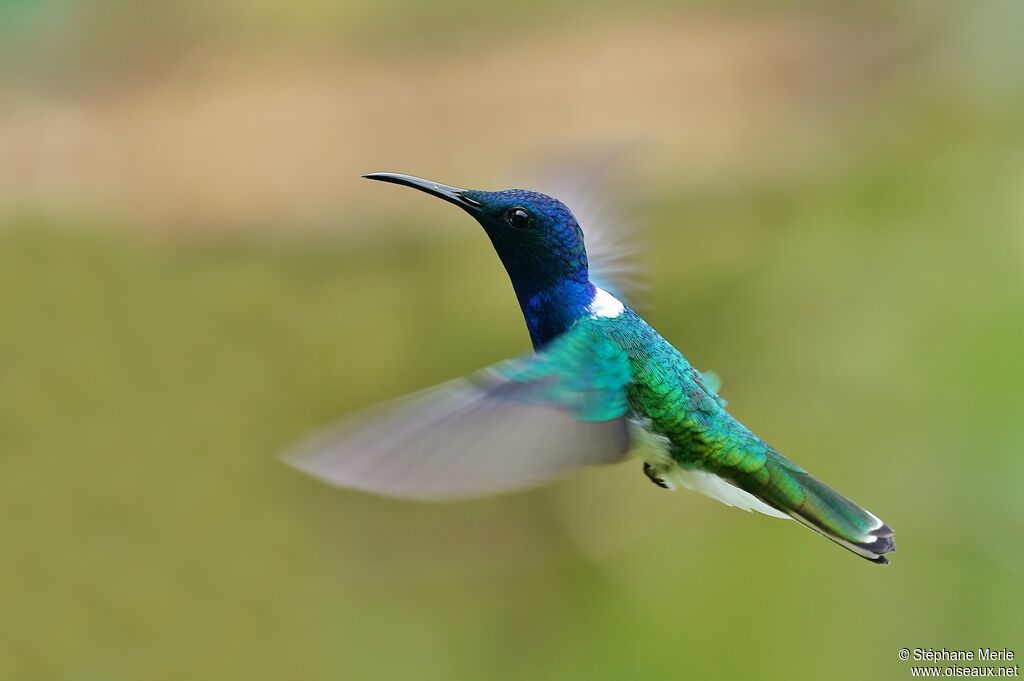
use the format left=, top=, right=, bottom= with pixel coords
left=585, top=308, right=892, bottom=562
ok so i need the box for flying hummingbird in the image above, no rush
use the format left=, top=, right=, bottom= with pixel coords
left=285, top=172, right=896, bottom=565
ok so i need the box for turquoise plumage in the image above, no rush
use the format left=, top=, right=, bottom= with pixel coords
left=284, top=172, right=895, bottom=565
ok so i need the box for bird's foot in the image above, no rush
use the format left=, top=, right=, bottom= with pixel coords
left=643, top=462, right=670, bottom=489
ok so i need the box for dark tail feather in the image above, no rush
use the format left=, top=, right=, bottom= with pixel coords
left=747, top=449, right=896, bottom=564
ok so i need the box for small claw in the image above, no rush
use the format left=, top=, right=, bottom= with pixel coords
left=643, top=462, right=670, bottom=489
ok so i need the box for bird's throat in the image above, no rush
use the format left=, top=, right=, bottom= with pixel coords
left=514, top=278, right=596, bottom=350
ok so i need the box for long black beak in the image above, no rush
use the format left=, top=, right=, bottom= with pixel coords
left=363, top=172, right=482, bottom=213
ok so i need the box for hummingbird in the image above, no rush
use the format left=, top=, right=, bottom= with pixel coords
left=286, top=172, right=896, bottom=565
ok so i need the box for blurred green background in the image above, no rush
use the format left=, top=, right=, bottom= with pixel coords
left=2, top=1, right=1023, bottom=679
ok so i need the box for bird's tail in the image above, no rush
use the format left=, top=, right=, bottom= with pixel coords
left=744, top=448, right=895, bottom=564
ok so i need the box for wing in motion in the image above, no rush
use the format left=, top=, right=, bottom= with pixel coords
left=528, top=152, right=648, bottom=306
left=283, top=320, right=634, bottom=500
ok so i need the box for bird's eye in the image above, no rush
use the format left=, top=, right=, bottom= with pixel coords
left=505, top=207, right=532, bottom=230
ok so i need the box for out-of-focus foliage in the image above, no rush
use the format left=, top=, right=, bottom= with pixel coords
left=1, top=2, right=1022, bottom=680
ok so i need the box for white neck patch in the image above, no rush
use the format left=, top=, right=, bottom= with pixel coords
left=588, top=287, right=625, bottom=319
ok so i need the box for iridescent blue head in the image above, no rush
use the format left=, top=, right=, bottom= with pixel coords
left=365, top=172, right=597, bottom=348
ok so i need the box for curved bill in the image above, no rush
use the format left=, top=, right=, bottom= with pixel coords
left=363, top=172, right=482, bottom=213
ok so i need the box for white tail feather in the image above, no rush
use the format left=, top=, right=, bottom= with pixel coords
left=664, top=467, right=790, bottom=519
left=630, top=418, right=788, bottom=519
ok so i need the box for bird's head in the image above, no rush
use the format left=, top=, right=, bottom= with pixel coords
left=365, top=173, right=589, bottom=293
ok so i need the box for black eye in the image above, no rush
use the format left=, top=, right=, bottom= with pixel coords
left=505, top=207, right=532, bottom=230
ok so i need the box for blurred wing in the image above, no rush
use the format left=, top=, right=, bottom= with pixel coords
left=699, top=370, right=725, bottom=405
left=530, top=154, right=648, bottom=305
left=283, top=321, right=634, bottom=500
